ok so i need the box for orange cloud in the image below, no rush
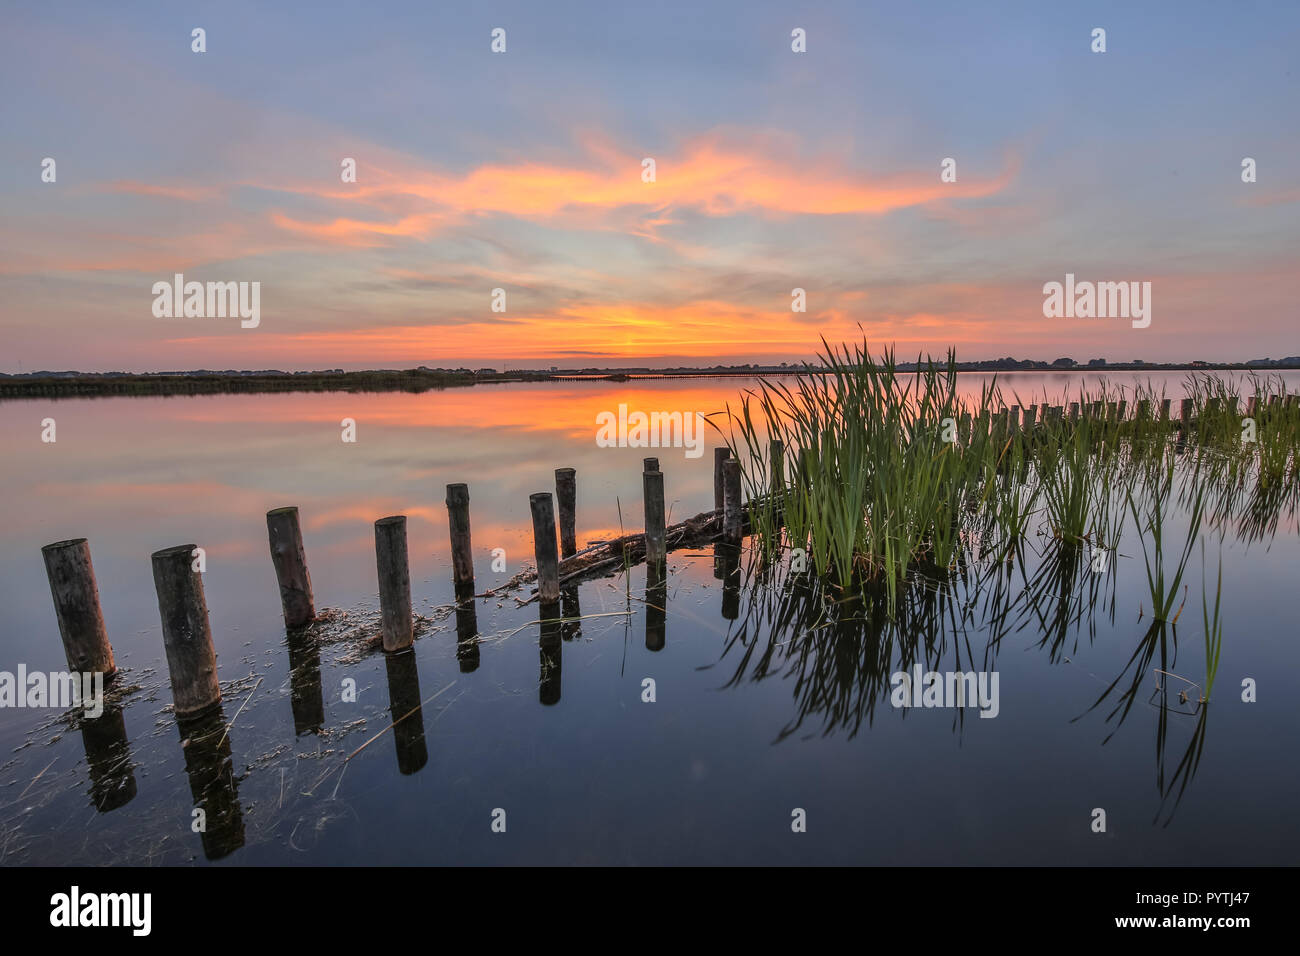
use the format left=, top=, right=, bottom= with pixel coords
left=265, top=134, right=1020, bottom=245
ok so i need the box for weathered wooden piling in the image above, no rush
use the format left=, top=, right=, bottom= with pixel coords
left=770, top=439, right=785, bottom=493
left=554, top=469, right=577, bottom=559
left=1160, top=398, right=1171, bottom=421
left=643, top=457, right=659, bottom=473
left=374, top=516, right=413, bottom=652
left=1009, top=405, right=1021, bottom=436
left=1180, top=398, right=1193, bottom=428
left=151, top=544, right=221, bottom=719
left=1137, top=399, right=1151, bottom=421
left=266, top=507, right=315, bottom=629
left=445, top=483, right=475, bottom=594
left=1117, top=400, right=1127, bottom=420
left=722, top=458, right=743, bottom=544
left=530, top=492, right=561, bottom=604
left=643, top=468, right=666, bottom=570
left=1246, top=395, right=1258, bottom=417
left=713, top=447, right=732, bottom=510
left=41, top=538, right=116, bottom=678
left=1068, top=402, right=1079, bottom=422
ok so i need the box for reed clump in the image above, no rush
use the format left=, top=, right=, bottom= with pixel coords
left=725, top=339, right=1299, bottom=615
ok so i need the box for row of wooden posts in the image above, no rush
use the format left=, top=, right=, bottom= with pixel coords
left=43, top=385, right=1292, bottom=719
left=41, top=449, right=750, bottom=721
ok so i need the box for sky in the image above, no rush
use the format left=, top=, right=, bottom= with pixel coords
left=1, top=0, right=1297, bottom=372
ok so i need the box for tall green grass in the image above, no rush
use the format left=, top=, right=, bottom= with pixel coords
left=724, top=339, right=1298, bottom=616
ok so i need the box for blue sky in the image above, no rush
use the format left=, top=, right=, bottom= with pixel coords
left=1, top=0, right=1297, bottom=370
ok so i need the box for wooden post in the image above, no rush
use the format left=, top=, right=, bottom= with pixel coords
left=769, top=439, right=785, bottom=493
left=722, top=458, right=743, bottom=544
left=642, top=457, right=659, bottom=473
left=1009, top=405, right=1020, bottom=436
left=41, top=538, right=116, bottom=678
left=151, top=544, right=221, bottom=719
left=266, top=507, right=315, bottom=629
left=1137, top=399, right=1151, bottom=421
left=1246, top=395, right=1258, bottom=417
left=1180, top=398, right=1193, bottom=428
left=1068, top=402, right=1079, bottom=422
left=530, top=493, right=560, bottom=604
left=1160, top=398, right=1171, bottom=421
left=643, top=468, right=666, bottom=570
left=445, top=483, right=475, bottom=594
left=554, top=469, right=577, bottom=559
left=713, top=447, right=731, bottom=510
left=1024, top=405, right=1037, bottom=430
left=374, top=516, right=413, bottom=652
left=1106, top=401, right=1118, bottom=422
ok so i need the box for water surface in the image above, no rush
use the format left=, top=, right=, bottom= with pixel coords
left=1, top=372, right=1297, bottom=865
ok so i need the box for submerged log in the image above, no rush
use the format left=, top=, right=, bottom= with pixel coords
left=483, top=505, right=743, bottom=600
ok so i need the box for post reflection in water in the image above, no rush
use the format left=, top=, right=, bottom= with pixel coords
left=176, top=706, right=245, bottom=861
left=710, top=523, right=1226, bottom=824
left=384, top=647, right=428, bottom=775
left=645, top=563, right=666, bottom=652
left=560, top=585, right=582, bottom=642
left=286, top=630, right=325, bottom=736
left=455, top=582, right=481, bottom=673
left=80, top=701, right=137, bottom=812
left=716, top=542, right=742, bottom=621
left=539, top=600, right=562, bottom=706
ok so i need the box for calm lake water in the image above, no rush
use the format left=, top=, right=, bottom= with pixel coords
left=1, top=371, right=1297, bottom=865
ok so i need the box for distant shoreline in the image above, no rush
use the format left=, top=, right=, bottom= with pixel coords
left=2, top=361, right=1298, bottom=401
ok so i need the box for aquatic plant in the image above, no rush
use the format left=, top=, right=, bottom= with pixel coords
left=724, top=339, right=1298, bottom=618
